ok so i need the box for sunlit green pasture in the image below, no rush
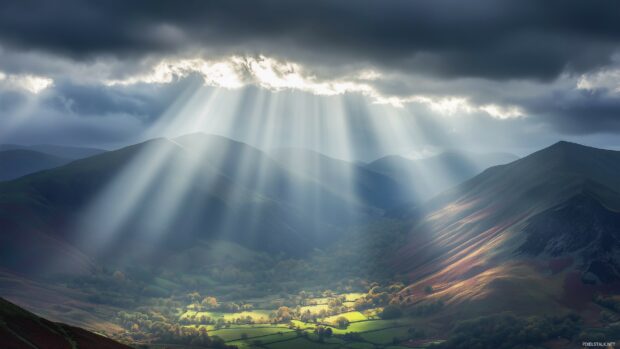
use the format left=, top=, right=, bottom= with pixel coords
left=323, top=311, right=367, bottom=324
left=208, top=325, right=294, bottom=341
left=180, top=309, right=273, bottom=322
left=299, top=303, right=330, bottom=313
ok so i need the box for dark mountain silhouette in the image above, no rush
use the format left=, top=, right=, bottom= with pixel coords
left=0, top=144, right=106, bottom=160
left=0, top=297, right=131, bottom=349
left=0, top=149, right=72, bottom=181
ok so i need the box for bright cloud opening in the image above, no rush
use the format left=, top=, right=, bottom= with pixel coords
left=0, top=71, right=54, bottom=94
left=104, top=55, right=525, bottom=118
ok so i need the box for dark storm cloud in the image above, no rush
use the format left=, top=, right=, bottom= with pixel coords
left=1, top=0, right=619, bottom=81
left=523, top=88, right=620, bottom=134
left=42, top=75, right=203, bottom=121
left=1, top=0, right=620, bottom=148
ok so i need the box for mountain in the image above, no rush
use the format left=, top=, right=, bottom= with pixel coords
left=0, top=144, right=106, bottom=160
left=0, top=149, right=72, bottom=181
left=392, top=141, right=620, bottom=315
left=271, top=148, right=411, bottom=209
left=367, top=150, right=518, bottom=201
left=0, top=133, right=369, bottom=276
left=0, top=297, right=131, bottom=349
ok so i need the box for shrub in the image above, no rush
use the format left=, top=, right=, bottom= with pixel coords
left=380, top=304, right=403, bottom=319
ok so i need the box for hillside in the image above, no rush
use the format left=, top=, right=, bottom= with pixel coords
left=392, top=141, right=620, bottom=316
left=0, top=149, right=72, bottom=181
left=0, top=134, right=373, bottom=276
left=272, top=147, right=411, bottom=209
left=0, top=297, right=131, bottom=349
left=0, top=144, right=106, bottom=160
left=367, top=150, right=518, bottom=201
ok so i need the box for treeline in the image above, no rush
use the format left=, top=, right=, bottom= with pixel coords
left=431, top=313, right=582, bottom=349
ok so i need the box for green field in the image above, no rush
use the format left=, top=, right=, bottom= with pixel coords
left=324, top=311, right=367, bottom=324
left=208, top=325, right=294, bottom=341
left=173, top=315, right=428, bottom=349
left=300, top=304, right=330, bottom=313
left=264, top=337, right=340, bottom=349
left=360, top=326, right=412, bottom=344
left=181, top=309, right=273, bottom=322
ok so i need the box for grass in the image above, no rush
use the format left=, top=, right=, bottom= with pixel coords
left=209, top=325, right=294, bottom=341
left=300, top=304, right=330, bottom=313
left=333, top=319, right=402, bottom=334
left=228, top=331, right=299, bottom=348
left=180, top=309, right=272, bottom=323
left=264, top=337, right=340, bottom=349
left=176, top=314, right=438, bottom=349
left=291, top=320, right=317, bottom=330
left=324, top=311, right=367, bottom=324
left=344, top=293, right=365, bottom=302
left=360, top=326, right=412, bottom=345
left=344, top=343, right=375, bottom=349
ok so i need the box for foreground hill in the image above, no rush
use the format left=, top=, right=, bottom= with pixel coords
left=0, top=149, right=72, bottom=181
left=0, top=297, right=131, bottom=349
left=367, top=150, right=518, bottom=200
left=0, top=133, right=376, bottom=275
left=393, top=141, right=620, bottom=316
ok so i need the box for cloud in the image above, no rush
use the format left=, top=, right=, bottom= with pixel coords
left=102, top=55, right=526, bottom=117
left=0, top=71, right=53, bottom=94
left=0, top=0, right=619, bottom=150
left=577, top=69, right=620, bottom=93
left=1, top=0, right=619, bottom=81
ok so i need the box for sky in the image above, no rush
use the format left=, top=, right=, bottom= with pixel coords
left=1, top=0, right=620, bottom=160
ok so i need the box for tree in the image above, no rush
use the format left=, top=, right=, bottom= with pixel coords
left=202, top=296, right=218, bottom=309
left=336, top=316, right=350, bottom=329
left=187, top=292, right=201, bottom=303
left=380, top=304, right=402, bottom=319
left=276, top=306, right=292, bottom=322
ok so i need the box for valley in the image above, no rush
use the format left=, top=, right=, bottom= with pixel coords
left=3, top=3, right=620, bottom=348
left=1, top=137, right=620, bottom=348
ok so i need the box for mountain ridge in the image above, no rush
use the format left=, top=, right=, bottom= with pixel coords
left=391, top=140, right=620, bottom=316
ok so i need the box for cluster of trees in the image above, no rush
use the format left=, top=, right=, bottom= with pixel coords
left=156, top=326, right=232, bottom=348
left=181, top=314, right=262, bottom=328
left=594, top=294, right=620, bottom=313
left=314, top=326, right=333, bottom=338
left=431, top=313, right=582, bottom=349
left=354, top=283, right=403, bottom=310
left=379, top=304, right=403, bottom=319
left=115, top=310, right=235, bottom=347
left=186, top=293, right=254, bottom=313
left=408, top=300, right=444, bottom=316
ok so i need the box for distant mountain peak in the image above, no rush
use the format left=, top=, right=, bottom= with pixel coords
left=539, top=140, right=619, bottom=156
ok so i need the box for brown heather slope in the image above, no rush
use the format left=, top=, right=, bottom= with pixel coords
left=393, top=141, right=620, bottom=320
left=0, top=297, right=132, bottom=349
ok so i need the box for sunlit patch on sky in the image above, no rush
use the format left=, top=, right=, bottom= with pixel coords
left=102, top=55, right=524, bottom=117
left=577, top=69, right=620, bottom=93
left=0, top=71, right=53, bottom=94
